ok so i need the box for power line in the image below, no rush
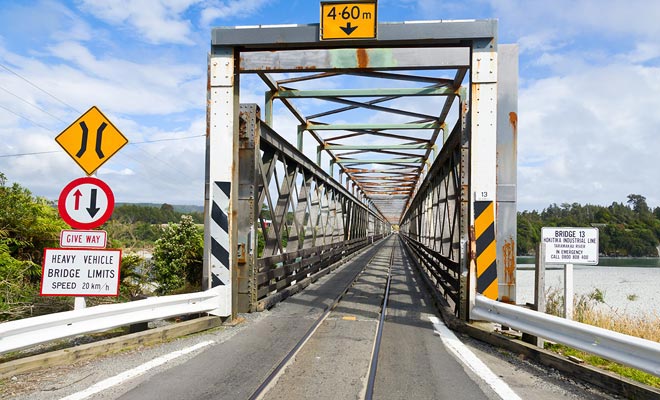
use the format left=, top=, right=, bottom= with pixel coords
left=0, top=134, right=205, bottom=158
left=0, top=61, right=205, bottom=182
left=130, top=134, right=205, bottom=145
left=0, top=84, right=68, bottom=124
left=0, top=61, right=80, bottom=113
left=0, top=103, right=53, bottom=131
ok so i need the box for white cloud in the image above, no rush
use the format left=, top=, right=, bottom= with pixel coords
left=78, top=0, right=200, bottom=45
left=622, top=42, right=660, bottom=64
left=490, top=0, right=660, bottom=49
left=0, top=41, right=205, bottom=116
left=518, top=63, right=660, bottom=210
left=199, top=0, right=269, bottom=26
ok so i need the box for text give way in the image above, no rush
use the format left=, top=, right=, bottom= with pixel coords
left=60, top=229, right=107, bottom=248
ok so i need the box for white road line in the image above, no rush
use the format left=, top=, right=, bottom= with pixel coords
left=428, top=316, right=522, bottom=400
left=59, top=340, right=215, bottom=400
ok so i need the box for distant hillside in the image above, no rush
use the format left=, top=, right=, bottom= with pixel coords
left=518, top=194, right=660, bottom=257
left=112, top=203, right=204, bottom=225
left=115, top=203, right=204, bottom=213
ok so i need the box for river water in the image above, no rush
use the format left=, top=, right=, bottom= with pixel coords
left=516, top=257, right=660, bottom=317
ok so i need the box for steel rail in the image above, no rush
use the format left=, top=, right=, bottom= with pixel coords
left=247, top=238, right=393, bottom=400
left=364, top=240, right=396, bottom=400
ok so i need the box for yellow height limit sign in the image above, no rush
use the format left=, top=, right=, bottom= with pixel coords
left=321, top=1, right=377, bottom=40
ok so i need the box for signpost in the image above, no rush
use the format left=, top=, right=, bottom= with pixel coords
left=321, top=1, right=377, bottom=40
left=55, top=106, right=128, bottom=176
left=58, top=176, right=115, bottom=229
left=49, top=106, right=128, bottom=305
left=41, top=248, right=121, bottom=296
left=541, top=227, right=599, bottom=319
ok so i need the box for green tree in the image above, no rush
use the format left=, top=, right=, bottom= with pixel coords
left=152, top=215, right=203, bottom=294
left=0, top=173, right=69, bottom=320
left=0, top=173, right=65, bottom=264
left=119, top=253, right=151, bottom=299
left=518, top=195, right=660, bottom=257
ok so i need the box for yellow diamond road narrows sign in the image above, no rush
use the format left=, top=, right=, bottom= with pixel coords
left=321, top=1, right=377, bottom=40
left=55, top=106, right=128, bottom=175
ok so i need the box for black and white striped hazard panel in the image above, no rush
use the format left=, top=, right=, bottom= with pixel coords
left=210, top=181, right=230, bottom=286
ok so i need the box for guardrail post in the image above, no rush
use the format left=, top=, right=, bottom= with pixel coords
left=237, top=104, right=260, bottom=312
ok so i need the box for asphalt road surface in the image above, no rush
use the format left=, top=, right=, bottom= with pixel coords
left=6, top=237, right=618, bottom=400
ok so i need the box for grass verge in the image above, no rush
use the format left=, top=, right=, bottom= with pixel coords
left=544, top=287, right=660, bottom=388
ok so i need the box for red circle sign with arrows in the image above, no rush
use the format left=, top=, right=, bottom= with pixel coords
left=58, top=177, right=115, bottom=229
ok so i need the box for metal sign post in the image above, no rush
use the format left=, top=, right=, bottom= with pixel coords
left=564, top=263, right=574, bottom=319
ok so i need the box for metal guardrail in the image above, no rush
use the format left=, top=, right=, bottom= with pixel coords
left=471, top=294, right=660, bottom=377
left=0, top=286, right=226, bottom=354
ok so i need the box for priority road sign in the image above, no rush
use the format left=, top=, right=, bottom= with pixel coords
left=55, top=106, right=128, bottom=175
left=58, top=177, right=115, bottom=229
left=321, top=1, right=377, bottom=40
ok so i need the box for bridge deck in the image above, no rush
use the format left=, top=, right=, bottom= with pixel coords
left=116, top=236, right=494, bottom=399
left=11, top=238, right=615, bottom=400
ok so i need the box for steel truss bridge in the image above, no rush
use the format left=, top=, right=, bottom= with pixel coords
left=204, top=19, right=517, bottom=319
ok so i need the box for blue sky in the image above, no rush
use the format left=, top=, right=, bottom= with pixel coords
left=1, top=0, right=659, bottom=212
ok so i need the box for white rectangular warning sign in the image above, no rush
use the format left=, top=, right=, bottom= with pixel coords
left=542, top=227, right=599, bottom=265
left=41, top=248, right=122, bottom=296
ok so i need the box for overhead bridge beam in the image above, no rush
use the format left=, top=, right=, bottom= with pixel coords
left=335, top=158, right=423, bottom=164
left=276, top=87, right=456, bottom=99
left=307, top=122, right=441, bottom=131
left=239, top=47, right=470, bottom=73
left=324, top=144, right=432, bottom=150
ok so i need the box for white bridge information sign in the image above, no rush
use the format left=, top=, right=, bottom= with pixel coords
left=41, top=248, right=122, bottom=296
left=542, top=227, right=599, bottom=265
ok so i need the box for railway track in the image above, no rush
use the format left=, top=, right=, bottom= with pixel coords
left=249, top=236, right=398, bottom=400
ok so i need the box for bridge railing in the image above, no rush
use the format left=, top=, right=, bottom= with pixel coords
left=399, top=117, right=467, bottom=317
left=237, top=105, right=388, bottom=312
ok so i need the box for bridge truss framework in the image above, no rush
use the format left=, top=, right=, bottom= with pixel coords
left=205, top=20, right=517, bottom=319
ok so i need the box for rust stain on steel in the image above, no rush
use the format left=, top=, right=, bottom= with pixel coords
left=356, top=48, right=369, bottom=69
left=499, top=237, right=516, bottom=303
left=509, top=112, right=518, bottom=134
left=509, top=111, right=518, bottom=155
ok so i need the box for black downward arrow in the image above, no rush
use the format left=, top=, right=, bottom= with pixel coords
left=340, top=22, right=358, bottom=36
left=86, top=188, right=100, bottom=218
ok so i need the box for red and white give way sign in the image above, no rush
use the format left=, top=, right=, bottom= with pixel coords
left=58, top=177, right=115, bottom=229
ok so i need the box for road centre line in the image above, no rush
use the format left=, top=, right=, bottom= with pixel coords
left=59, top=340, right=215, bottom=400
left=428, top=316, right=522, bottom=400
